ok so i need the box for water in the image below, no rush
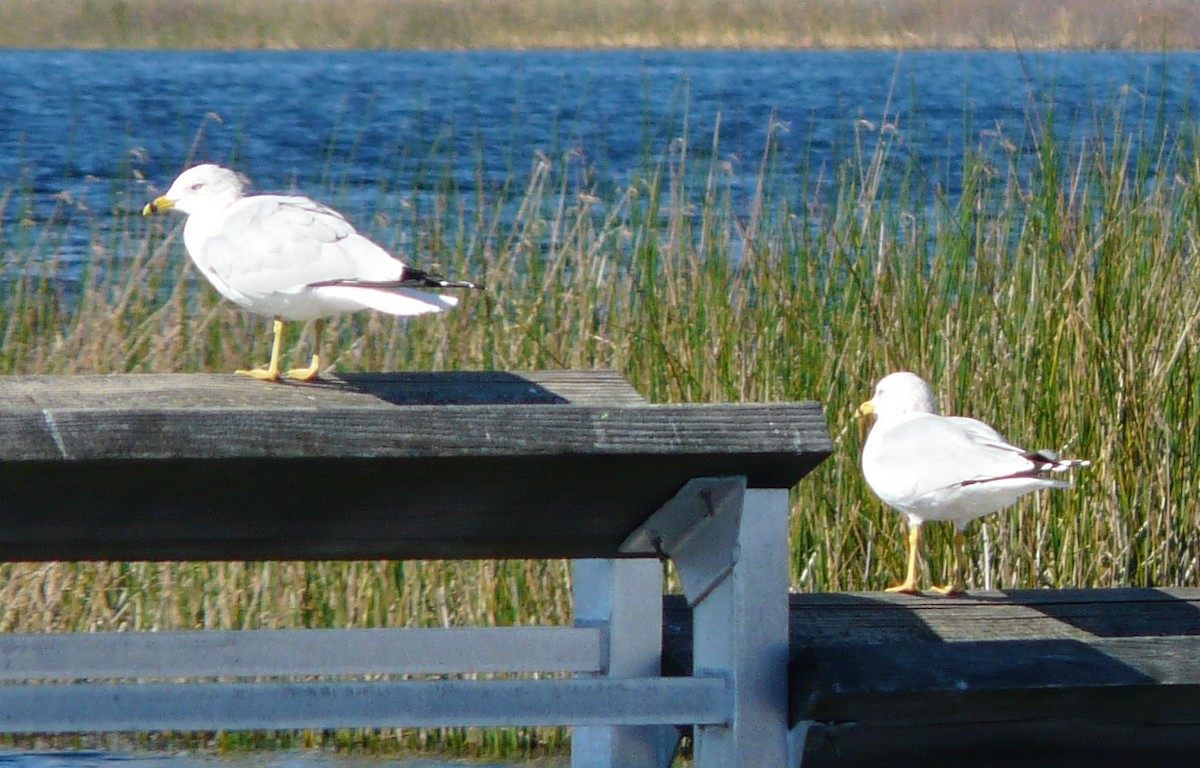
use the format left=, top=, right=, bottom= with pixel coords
left=3, top=50, right=1200, bottom=268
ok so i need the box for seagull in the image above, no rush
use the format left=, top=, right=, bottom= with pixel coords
left=856, top=371, right=1089, bottom=594
left=143, top=163, right=482, bottom=382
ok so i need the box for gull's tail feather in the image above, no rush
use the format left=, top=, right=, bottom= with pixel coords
left=1035, top=477, right=1073, bottom=491
left=959, top=451, right=1090, bottom=491
left=311, top=284, right=459, bottom=316
left=1050, top=458, right=1091, bottom=471
left=306, top=269, right=482, bottom=317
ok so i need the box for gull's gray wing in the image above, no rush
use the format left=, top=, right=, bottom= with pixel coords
left=194, top=195, right=405, bottom=298
left=868, top=413, right=1041, bottom=501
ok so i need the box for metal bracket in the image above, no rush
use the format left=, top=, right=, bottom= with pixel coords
left=789, top=719, right=814, bottom=768
left=620, top=477, right=748, bottom=606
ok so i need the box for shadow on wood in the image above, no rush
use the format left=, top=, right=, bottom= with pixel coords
left=310, top=370, right=647, bottom=406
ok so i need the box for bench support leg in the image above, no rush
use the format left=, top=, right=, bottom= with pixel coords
left=572, top=558, right=678, bottom=768
left=691, top=487, right=790, bottom=768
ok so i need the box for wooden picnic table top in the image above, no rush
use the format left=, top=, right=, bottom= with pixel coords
left=0, top=370, right=831, bottom=561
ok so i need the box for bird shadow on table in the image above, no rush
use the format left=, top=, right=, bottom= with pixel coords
left=301, top=371, right=573, bottom=406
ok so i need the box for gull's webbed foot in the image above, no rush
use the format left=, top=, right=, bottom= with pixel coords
left=929, top=581, right=964, bottom=596
left=284, top=319, right=325, bottom=382
left=236, top=366, right=282, bottom=382
left=284, top=358, right=321, bottom=382
left=884, top=578, right=921, bottom=595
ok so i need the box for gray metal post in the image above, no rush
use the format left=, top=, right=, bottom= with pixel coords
left=572, top=558, right=679, bottom=768
left=692, top=488, right=791, bottom=768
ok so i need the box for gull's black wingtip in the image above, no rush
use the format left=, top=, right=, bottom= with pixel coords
left=402, top=268, right=485, bottom=291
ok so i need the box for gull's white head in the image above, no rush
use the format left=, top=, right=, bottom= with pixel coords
left=857, top=371, right=938, bottom=420
left=143, top=163, right=247, bottom=218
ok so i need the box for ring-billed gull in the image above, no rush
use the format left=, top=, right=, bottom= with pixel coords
left=143, top=164, right=482, bottom=382
left=856, top=371, right=1089, bottom=594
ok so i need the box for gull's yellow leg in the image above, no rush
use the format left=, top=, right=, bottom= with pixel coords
left=885, top=522, right=922, bottom=594
left=285, top=318, right=325, bottom=382
left=237, top=317, right=285, bottom=382
left=931, top=528, right=967, bottom=596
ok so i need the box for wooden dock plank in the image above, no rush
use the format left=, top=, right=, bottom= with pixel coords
left=662, top=588, right=1200, bottom=767
left=787, top=588, right=1200, bottom=642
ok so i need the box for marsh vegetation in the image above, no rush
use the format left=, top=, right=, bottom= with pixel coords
left=1, top=0, right=1198, bottom=50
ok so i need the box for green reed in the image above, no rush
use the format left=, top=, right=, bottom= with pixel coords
left=3, top=93, right=1200, bottom=754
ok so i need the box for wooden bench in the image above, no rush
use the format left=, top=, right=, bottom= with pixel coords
left=0, top=370, right=832, bottom=768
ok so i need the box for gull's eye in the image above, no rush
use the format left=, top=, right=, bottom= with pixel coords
left=190, top=182, right=204, bottom=192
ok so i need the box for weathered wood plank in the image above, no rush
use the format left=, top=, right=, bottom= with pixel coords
left=0, top=372, right=831, bottom=560
left=0, top=370, right=647, bottom=409
left=3, top=402, right=830, bottom=461
left=785, top=588, right=1200, bottom=643
left=661, top=588, right=1200, bottom=767
left=777, top=590, right=1200, bottom=643
left=792, top=636, right=1200, bottom=722
left=664, top=589, right=1200, bottom=670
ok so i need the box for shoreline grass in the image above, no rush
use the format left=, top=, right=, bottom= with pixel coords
left=3, top=85, right=1200, bottom=756
left=1, top=0, right=1199, bottom=51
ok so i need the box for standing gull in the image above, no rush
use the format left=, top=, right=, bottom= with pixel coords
left=856, top=371, right=1089, bottom=594
left=143, top=163, right=482, bottom=382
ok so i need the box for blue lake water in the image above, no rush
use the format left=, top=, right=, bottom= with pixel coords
left=3, top=50, right=1200, bottom=268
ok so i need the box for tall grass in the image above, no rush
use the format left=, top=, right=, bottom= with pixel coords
left=3, top=92, right=1200, bottom=754
left=0, top=0, right=1196, bottom=50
